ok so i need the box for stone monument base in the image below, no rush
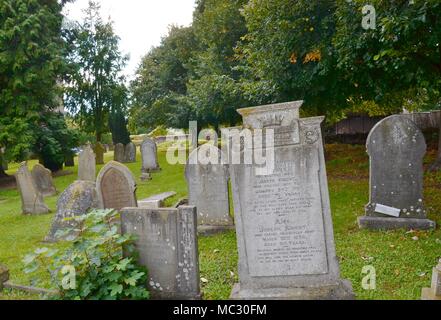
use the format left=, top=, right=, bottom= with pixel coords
left=421, top=288, right=441, bottom=300
left=358, top=216, right=436, bottom=231
left=230, top=280, right=354, bottom=300
left=197, top=225, right=235, bottom=236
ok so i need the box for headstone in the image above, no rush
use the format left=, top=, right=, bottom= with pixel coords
left=96, top=161, right=137, bottom=210
left=421, top=259, right=441, bottom=300
left=228, top=101, right=354, bottom=300
left=0, top=264, right=9, bottom=291
left=359, top=115, right=436, bottom=230
left=138, top=191, right=176, bottom=208
left=140, top=138, right=160, bottom=174
left=94, top=142, right=105, bottom=165
left=189, top=122, right=198, bottom=152
left=31, top=164, right=57, bottom=197
left=114, top=143, right=125, bottom=162
left=185, top=145, right=233, bottom=233
left=78, top=144, right=96, bottom=182
left=45, top=180, right=97, bottom=242
left=15, top=162, right=50, bottom=215
left=65, top=154, right=75, bottom=167
left=121, top=205, right=201, bottom=299
left=124, top=142, right=136, bottom=163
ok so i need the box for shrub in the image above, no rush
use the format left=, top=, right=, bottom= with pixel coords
left=23, top=209, right=150, bottom=300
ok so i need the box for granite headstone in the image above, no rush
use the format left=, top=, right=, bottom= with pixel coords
left=31, top=164, right=57, bottom=197
left=141, top=138, right=160, bottom=172
left=78, top=144, right=96, bottom=182
left=114, top=143, right=125, bottom=162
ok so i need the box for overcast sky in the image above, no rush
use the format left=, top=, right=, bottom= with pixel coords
left=63, top=0, right=196, bottom=79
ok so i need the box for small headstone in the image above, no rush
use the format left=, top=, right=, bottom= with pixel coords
left=228, top=101, right=354, bottom=300
left=15, top=162, right=50, bottom=215
left=45, top=180, right=97, bottom=242
left=94, top=142, right=105, bottom=165
left=359, top=115, right=436, bottom=230
left=78, top=144, right=96, bottom=182
left=421, top=259, right=441, bottom=300
left=138, top=191, right=176, bottom=208
left=185, top=145, right=233, bottom=232
left=64, top=154, right=75, bottom=167
left=124, top=142, right=136, bottom=163
left=121, top=205, right=200, bottom=299
left=31, top=164, right=57, bottom=197
left=140, top=138, right=160, bottom=173
left=114, top=143, right=125, bottom=162
left=0, top=264, right=9, bottom=291
left=96, top=161, right=137, bottom=210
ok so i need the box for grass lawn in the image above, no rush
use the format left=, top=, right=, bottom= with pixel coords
left=0, top=143, right=440, bottom=300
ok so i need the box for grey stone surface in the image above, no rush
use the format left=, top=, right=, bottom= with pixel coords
left=31, top=164, right=57, bottom=197
left=421, top=259, right=441, bottom=300
left=78, top=144, right=96, bottom=182
left=121, top=205, right=200, bottom=300
left=0, top=264, right=9, bottom=290
left=96, top=161, right=137, bottom=210
left=138, top=191, right=176, bottom=208
left=94, top=142, right=105, bottom=165
left=114, top=143, right=125, bottom=162
left=15, top=162, right=50, bottom=215
left=228, top=101, right=353, bottom=300
left=141, top=138, right=160, bottom=172
left=45, top=180, right=97, bottom=242
left=360, top=115, right=435, bottom=230
left=185, top=145, right=233, bottom=228
left=124, top=142, right=136, bottom=163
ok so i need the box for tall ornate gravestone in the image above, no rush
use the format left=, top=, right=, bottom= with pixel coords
left=31, top=164, right=57, bottom=197
left=228, top=101, right=353, bottom=300
left=96, top=161, right=137, bottom=210
left=45, top=180, right=97, bottom=242
left=359, top=115, right=436, bottom=230
left=124, top=142, right=136, bottom=163
left=140, top=138, right=160, bottom=173
left=94, top=142, right=105, bottom=165
left=185, top=145, right=233, bottom=233
left=15, top=162, right=50, bottom=215
left=114, top=143, right=125, bottom=162
left=121, top=205, right=201, bottom=299
left=78, top=144, right=96, bottom=182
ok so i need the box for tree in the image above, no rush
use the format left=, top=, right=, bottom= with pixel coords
left=333, top=0, right=441, bottom=167
left=64, top=1, right=128, bottom=142
left=0, top=0, right=72, bottom=176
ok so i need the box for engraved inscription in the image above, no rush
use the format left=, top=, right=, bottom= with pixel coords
left=101, top=168, right=132, bottom=210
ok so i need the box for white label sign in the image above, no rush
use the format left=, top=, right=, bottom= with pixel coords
left=374, top=204, right=400, bottom=217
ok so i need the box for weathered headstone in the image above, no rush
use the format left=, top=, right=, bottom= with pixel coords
left=140, top=138, right=160, bottom=174
left=96, top=161, right=137, bottom=210
left=228, top=101, right=354, bottom=300
left=31, top=164, right=57, bottom=197
left=64, top=154, right=75, bottom=167
left=359, top=115, right=436, bottom=230
left=78, top=144, right=96, bottom=182
left=138, top=191, right=176, bottom=209
left=185, top=145, right=233, bottom=233
left=15, top=162, right=50, bottom=215
left=94, top=142, right=105, bottom=165
left=45, top=180, right=97, bottom=242
left=421, top=258, right=441, bottom=300
left=124, top=142, right=136, bottom=163
left=121, top=205, right=200, bottom=299
left=114, top=143, right=125, bottom=162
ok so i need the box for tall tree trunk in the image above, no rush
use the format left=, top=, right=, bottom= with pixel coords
left=0, top=166, right=8, bottom=178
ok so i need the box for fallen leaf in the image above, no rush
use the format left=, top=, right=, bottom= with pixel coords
left=201, top=277, right=209, bottom=283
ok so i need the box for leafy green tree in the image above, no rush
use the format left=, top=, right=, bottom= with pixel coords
left=333, top=0, right=441, bottom=167
left=129, top=25, right=198, bottom=132
left=64, top=1, right=128, bottom=142
left=0, top=0, right=71, bottom=175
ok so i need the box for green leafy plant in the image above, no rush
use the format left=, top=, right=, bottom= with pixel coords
left=23, top=209, right=149, bottom=300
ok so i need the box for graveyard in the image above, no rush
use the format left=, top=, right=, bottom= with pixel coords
left=1, top=138, right=440, bottom=300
